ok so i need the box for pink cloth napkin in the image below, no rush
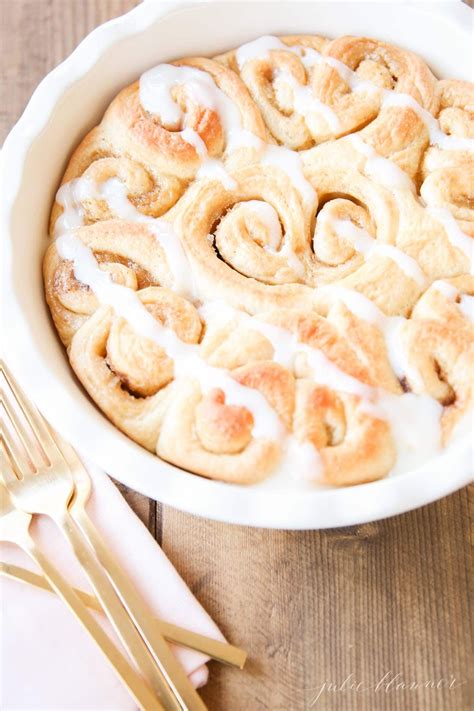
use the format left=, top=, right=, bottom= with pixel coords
left=0, top=462, right=225, bottom=709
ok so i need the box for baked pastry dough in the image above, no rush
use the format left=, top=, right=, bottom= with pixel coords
left=44, top=34, right=473, bottom=487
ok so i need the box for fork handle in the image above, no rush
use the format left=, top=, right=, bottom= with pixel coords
left=71, top=503, right=209, bottom=711
left=22, top=535, right=162, bottom=710
left=1, top=561, right=246, bottom=667
left=55, top=510, right=186, bottom=711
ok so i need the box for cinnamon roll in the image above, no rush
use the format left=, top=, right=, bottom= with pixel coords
left=43, top=32, right=474, bottom=488
left=218, top=35, right=438, bottom=149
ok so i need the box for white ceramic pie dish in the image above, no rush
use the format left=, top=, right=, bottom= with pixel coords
left=2, top=0, right=473, bottom=529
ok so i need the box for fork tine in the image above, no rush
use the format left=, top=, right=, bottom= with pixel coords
left=47, top=427, right=87, bottom=493
left=47, top=424, right=89, bottom=478
left=1, top=393, right=37, bottom=478
left=0, top=439, right=20, bottom=485
left=48, top=425, right=82, bottom=467
left=0, top=361, right=63, bottom=467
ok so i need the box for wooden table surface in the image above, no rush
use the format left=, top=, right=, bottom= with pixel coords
left=1, top=2, right=472, bottom=709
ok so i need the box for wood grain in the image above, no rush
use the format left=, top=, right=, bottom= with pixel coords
left=1, top=2, right=472, bottom=709
left=162, top=493, right=473, bottom=711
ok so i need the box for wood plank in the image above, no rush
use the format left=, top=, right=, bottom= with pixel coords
left=161, top=488, right=473, bottom=710
left=0, top=0, right=139, bottom=142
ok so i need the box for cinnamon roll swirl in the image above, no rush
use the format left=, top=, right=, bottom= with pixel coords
left=218, top=34, right=438, bottom=149
left=43, top=32, right=474, bottom=488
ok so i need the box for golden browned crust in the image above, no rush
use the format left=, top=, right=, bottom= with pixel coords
left=43, top=33, right=474, bottom=486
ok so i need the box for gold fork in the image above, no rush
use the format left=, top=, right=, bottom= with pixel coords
left=54, top=431, right=247, bottom=668
left=0, top=463, right=161, bottom=710
left=0, top=362, right=206, bottom=711
left=0, top=562, right=246, bottom=668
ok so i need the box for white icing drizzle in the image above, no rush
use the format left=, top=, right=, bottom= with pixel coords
left=348, top=134, right=473, bottom=273
left=56, top=231, right=284, bottom=442
left=55, top=181, right=89, bottom=234
left=281, top=246, right=306, bottom=278
left=431, top=279, right=459, bottom=300
left=316, top=286, right=421, bottom=386
left=138, top=45, right=471, bottom=281
left=426, top=207, right=474, bottom=274
left=374, top=392, right=442, bottom=476
left=236, top=35, right=376, bottom=95
left=261, top=320, right=375, bottom=398
left=372, top=245, right=427, bottom=287
left=56, top=186, right=324, bottom=474
left=56, top=177, right=196, bottom=301
left=180, top=127, right=207, bottom=156
left=198, top=160, right=237, bottom=190
left=236, top=35, right=289, bottom=69
left=459, top=295, right=474, bottom=322
left=261, top=144, right=316, bottom=207
left=56, top=227, right=332, bottom=481
left=50, top=40, right=472, bottom=486
left=321, top=56, right=377, bottom=95
left=199, top=298, right=444, bottom=479
left=319, top=216, right=427, bottom=287
left=275, top=69, right=341, bottom=131
left=201, top=298, right=379, bottom=482
left=329, top=217, right=375, bottom=253
left=449, top=410, right=474, bottom=443
left=245, top=200, right=282, bottom=248
left=56, top=194, right=447, bottom=482
left=200, top=300, right=375, bottom=401
left=180, top=127, right=237, bottom=189
left=236, top=35, right=474, bottom=153
left=274, top=435, right=324, bottom=484
left=139, top=63, right=262, bottom=153
left=245, top=200, right=305, bottom=276
left=381, top=91, right=474, bottom=152
left=348, top=134, right=415, bottom=192
left=433, top=280, right=474, bottom=322
left=236, top=39, right=471, bottom=283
